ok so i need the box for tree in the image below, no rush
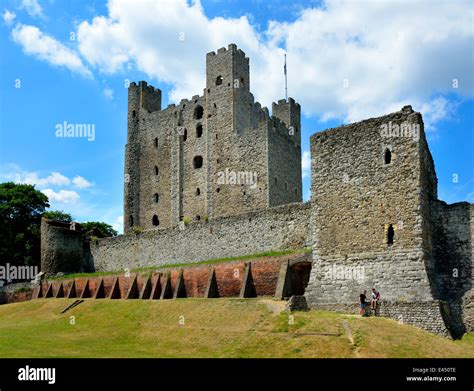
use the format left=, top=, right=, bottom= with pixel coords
left=0, top=182, right=49, bottom=267
left=81, top=221, right=118, bottom=238
left=42, top=210, right=72, bottom=222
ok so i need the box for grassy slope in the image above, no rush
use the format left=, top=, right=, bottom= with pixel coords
left=0, top=298, right=472, bottom=358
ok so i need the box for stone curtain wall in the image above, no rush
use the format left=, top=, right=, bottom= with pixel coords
left=430, top=201, right=472, bottom=300
left=91, top=202, right=310, bottom=272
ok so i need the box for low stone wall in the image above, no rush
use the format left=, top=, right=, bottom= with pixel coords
left=286, top=295, right=308, bottom=311
left=0, top=282, right=34, bottom=305
left=91, top=202, right=310, bottom=272
left=311, top=301, right=451, bottom=337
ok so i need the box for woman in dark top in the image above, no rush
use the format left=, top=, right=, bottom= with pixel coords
left=359, top=290, right=368, bottom=316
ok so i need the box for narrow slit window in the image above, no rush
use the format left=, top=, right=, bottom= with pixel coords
left=196, top=124, right=203, bottom=138
left=384, top=148, right=392, bottom=164
left=387, top=224, right=395, bottom=246
left=152, top=215, right=159, bottom=226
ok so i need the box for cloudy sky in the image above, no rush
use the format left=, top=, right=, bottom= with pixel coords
left=1, top=0, right=473, bottom=234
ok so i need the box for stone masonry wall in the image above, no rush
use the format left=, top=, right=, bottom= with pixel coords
left=430, top=201, right=472, bottom=300
left=306, top=106, right=434, bottom=307
left=92, top=202, right=310, bottom=272
left=314, top=301, right=450, bottom=337
left=40, top=218, right=90, bottom=275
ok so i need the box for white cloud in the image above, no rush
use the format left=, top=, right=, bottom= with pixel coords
left=1, top=167, right=94, bottom=191
left=111, top=215, right=123, bottom=235
left=19, top=0, right=42, bottom=18
left=72, top=175, right=93, bottom=188
left=11, top=24, right=92, bottom=78
left=419, top=96, right=456, bottom=131
left=41, top=189, right=79, bottom=204
left=302, top=150, right=311, bottom=179
left=75, top=0, right=473, bottom=127
left=3, top=10, right=16, bottom=25
left=17, top=171, right=70, bottom=186
left=102, top=87, right=114, bottom=100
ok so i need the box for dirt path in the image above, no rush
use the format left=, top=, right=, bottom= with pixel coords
left=258, top=299, right=287, bottom=315
left=342, top=319, right=361, bottom=358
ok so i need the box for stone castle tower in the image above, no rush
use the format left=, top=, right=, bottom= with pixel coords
left=124, top=44, right=302, bottom=233
left=305, top=106, right=473, bottom=337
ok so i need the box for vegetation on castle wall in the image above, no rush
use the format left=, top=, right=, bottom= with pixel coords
left=42, top=210, right=72, bottom=223
left=80, top=221, right=117, bottom=238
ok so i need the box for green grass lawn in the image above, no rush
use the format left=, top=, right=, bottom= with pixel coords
left=0, top=298, right=472, bottom=358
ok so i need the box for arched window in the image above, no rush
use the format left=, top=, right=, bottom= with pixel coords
left=216, top=76, right=223, bottom=86
left=384, top=148, right=392, bottom=164
left=196, top=124, right=203, bottom=138
left=387, top=224, right=395, bottom=246
left=194, top=105, right=204, bottom=119
left=154, top=137, right=158, bottom=148
left=154, top=166, right=159, bottom=176
left=152, top=215, right=159, bottom=226
left=132, top=110, right=136, bottom=118
left=154, top=193, right=159, bottom=203
left=193, top=156, right=203, bottom=169
left=195, top=188, right=201, bottom=196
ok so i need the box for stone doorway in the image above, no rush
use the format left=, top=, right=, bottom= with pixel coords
left=290, top=261, right=312, bottom=295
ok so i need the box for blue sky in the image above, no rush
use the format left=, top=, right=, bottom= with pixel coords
left=0, top=0, right=473, bottom=234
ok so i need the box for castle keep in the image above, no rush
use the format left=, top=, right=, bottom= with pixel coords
left=33, top=44, right=473, bottom=338
left=124, top=44, right=302, bottom=233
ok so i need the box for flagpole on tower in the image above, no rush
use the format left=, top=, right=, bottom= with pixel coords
left=284, top=53, right=288, bottom=100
